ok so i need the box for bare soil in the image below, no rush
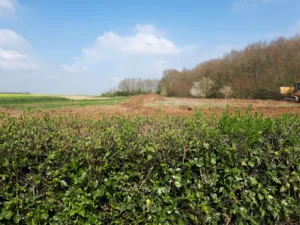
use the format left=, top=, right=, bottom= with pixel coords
left=1, top=94, right=300, bottom=119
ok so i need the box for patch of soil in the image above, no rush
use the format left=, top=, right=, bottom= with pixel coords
left=122, top=94, right=165, bottom=108
left=1, top=96, right=300, bottom=120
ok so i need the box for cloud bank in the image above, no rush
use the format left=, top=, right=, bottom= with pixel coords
left=0, top=29, right=39, bottom=70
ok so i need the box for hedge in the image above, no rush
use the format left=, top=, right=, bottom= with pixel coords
left=0, top=110, right=300, bottom=224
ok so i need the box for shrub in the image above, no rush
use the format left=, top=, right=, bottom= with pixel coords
left=253, top=89, right=282, bottom=100
left=101, top=90, right=151, bottom=97
left=190, top=77, right=214, bottom=98
left=220, top=85, right=234, bottom=99
left=0, top=111, right=300, bottom=224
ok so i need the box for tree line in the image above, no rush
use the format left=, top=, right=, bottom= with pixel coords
left=102, top=78, right=160, bottom=97
left=159, top=35, right=300, bottom=99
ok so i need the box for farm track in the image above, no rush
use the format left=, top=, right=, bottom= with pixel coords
left=1, top=94, right=300, bottom=119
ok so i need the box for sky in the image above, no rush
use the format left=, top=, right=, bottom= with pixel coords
left=0, top=0, right=300, bottom=94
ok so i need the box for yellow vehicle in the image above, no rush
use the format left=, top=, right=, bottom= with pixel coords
left=280, top=82, right=300, bottom=103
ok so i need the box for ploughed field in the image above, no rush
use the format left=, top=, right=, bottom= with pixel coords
left=1, top=94, right=300, bottom=118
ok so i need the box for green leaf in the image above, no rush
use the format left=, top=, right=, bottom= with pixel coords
left=272, top=177, right=281, bottom=184
left=175, top=181, right=182, bottom=188
left=210, top=158, right=216, bottom=165
left=239, top=207, right=247, bottom=216
left=248, top=161, right=255, bottom=167
left=178, top=219, right=185, bottom=225
left=258, top=193, right=264, bottom=201
left=41, top=212, right=49, bottom=220
left=203, top=143, right=210, bottom=149
left=76, top=171, right=87, bottom=184
left=280, top=185, right=286, bottom=193
left=26, top=211, right=34, bottom=218
left=78, top=210, right=85, bottom=217
left=4, top=210, right=14, bottom=220
left=13, top=214, right=21, bottom=224
left=60, top=180, right=67, bottom=187
left=93, top=189, right=105, bottom=200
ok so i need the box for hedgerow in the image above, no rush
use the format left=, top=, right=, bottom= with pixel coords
left=0, top=110, right=300, bottom=224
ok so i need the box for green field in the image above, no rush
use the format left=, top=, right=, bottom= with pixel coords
left=0, top=94, right=128, bottom=110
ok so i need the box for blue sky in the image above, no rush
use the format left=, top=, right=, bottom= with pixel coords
left=0, top=0, right=300, bottom=94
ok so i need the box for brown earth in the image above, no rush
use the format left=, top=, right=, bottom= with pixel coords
left=1, top=94, right=300, bottom=119
left=122, top=94, right=165, bottom=108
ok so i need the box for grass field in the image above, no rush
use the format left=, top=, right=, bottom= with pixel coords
left=0, top=94, right=128, bottom=110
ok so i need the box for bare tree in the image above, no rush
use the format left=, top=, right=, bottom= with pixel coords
left=158, top=35, right=300, bottom=99
left=220, top=85, right=234, bottom=99
left=117, top=77, right=159, bottom=94
left=189, top=77, right=214, bottom=98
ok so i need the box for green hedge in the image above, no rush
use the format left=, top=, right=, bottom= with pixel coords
left=101, top=91, right=150, bottom=97
left=0, top=110, right=300, bottom=224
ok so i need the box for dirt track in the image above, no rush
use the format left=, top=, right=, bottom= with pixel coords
left=1, top=94, right=300, bottom=118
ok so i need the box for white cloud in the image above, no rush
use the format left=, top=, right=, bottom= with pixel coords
left=61, top=64, right=88, bottom=73
left=0, top=29, right=29, bottom=51
left=0, top=29, right=39, bottom=71
left=0, top=48, right=27, bottom=59
left=0, top=49, right=39, bottom=70
left=62, top=24, right=180, bottom=74
left=0, top=0, right=17, bottom=18
left=83, top=29, right=180, bottom=59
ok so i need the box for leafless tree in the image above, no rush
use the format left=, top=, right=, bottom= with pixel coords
left=158, top=35, right=300, bottom=99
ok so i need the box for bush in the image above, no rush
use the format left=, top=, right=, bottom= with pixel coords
left=101, top=91, right=150, bottom=97
left=189, top=77, right=214, bottom=98
left=252, top=89, right=282, bottom=100
left=1, top=111, right=300, bottom=224
left=220, top=86, right=234, bottom=99
left=206, top=92, right=224, bottom=99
